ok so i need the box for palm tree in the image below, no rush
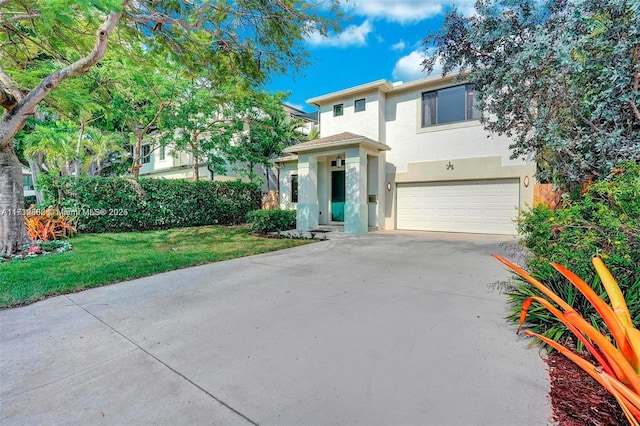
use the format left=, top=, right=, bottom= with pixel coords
left=307, top=125, right=320, bottom=140
left=23, top=125, right=77, bottom=176
left=81, top=127, right=126, bottom=175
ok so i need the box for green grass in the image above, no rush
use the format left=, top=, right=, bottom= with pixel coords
left=0, top=226, right=313, bottom=308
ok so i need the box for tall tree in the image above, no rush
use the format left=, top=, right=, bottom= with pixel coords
left=423, top=0, right=640, bottom=189
left=94, top=52, right=181, bottom=178
left=22, top=120, right=77, bottom=176
left=238, top=92, right=306, bottom=189
left=159, top=78, right=245, bottom=181
left=81, top=126, right=125, bottom=175
left=0, top=0, right=342, bottom=255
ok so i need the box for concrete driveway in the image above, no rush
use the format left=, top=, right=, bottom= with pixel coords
left=1, top=231, right=550, bottom=425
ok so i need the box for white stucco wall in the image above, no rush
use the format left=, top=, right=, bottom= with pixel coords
left=384, top=89, right=525, bottom=174
left=318, top=89, right=381, bottom=141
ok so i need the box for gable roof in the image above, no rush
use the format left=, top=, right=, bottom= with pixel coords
left=284, top=132, right=390, bottom=154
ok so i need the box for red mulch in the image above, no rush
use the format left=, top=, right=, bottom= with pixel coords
left=546, top=350, right=628, bottom=425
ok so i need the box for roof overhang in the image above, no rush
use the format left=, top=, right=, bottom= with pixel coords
left=284, top=132, right=390, bottom=155
left=307, top=79, right=394, bottom=107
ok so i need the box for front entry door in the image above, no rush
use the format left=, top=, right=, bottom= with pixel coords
left=331, top=170, right=345, bottom=222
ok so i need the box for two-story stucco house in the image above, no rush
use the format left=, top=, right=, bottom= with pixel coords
left=277, top=75, right=536, bottom=235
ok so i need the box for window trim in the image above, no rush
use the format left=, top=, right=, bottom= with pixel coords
left=141, top=144, right=151, bottom=164
left=354, top=98, right=366, bottom=113
left=333, top=103, right=344, bottom=117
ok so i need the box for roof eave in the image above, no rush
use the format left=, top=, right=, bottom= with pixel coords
left=306, top=79, right=394, bottom=107
left=284, top=138, right=390, bottom=155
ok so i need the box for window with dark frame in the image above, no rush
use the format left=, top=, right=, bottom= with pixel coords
left=23, top=174, right=34, bottom=190
left=291, top=174, right=299, bottom=203
left=141, top=144, right=151, bottom=164
left=333, top=103, right=344, bottom=117
left=355, top=98, right=366, bottom=112
left=160, top=145, right=166, bottom=160
left=421, top=84, right=481, bottom=127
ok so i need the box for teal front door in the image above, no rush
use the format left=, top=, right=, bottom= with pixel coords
left=331, top=170, right=345, bottom=222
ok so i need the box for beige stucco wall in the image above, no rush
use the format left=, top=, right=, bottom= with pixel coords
left=279, top=161, right=299, bottom=210
left=384, top=156, right=536, bottom=230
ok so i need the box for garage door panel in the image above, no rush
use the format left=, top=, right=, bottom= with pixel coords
left=396, top=179, right=519, bottom=235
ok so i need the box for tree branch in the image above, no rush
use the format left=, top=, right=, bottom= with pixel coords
left=0, top=67, right=20, bottom=110
left=0, top=3, right=129, bottom=149
left=0, top=13, right=40, bottom=26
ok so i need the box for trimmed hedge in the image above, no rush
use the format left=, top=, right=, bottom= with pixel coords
left=39, top=175, right=261, bottom=233
left=246, top=209, right=296, bottom=234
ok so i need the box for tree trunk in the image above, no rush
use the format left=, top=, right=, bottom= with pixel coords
left=193, top=153, right=200, bottom=181
left=189, top=139, right=199, bottom=181
left=28, top=154, right=44, bottom=203
left=264, top=164, right=271, bottom=191
left=132, top=132, right=142, bottom=180
left=0, top=143, right=29, bottom=256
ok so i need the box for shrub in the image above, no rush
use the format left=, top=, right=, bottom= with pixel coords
left=506, top=161, right=640, bottom=347
left=497, top=254, right=640, bottom=424
left=246, top=209, right=296, bottom=234
left=24, top=206, right=77, bottom=241
left=38, top=175, right=261, bottom=233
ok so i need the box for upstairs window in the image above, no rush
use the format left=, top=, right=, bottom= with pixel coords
left=421, top=84, right=481, bottom=127
left=333, top=104, right=343, bottom=117
left=354, top=98, right=366, bottom=112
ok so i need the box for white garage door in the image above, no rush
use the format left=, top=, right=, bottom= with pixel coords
left=396, top=179, right=520, bottom=235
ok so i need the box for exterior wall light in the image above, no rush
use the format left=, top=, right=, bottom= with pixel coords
left=336, top=156, right=342, bottom=168
left=524, top=176, right=530, bottom=187
left=387, top=182, right=392, bottom=191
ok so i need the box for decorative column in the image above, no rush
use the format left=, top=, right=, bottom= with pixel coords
left=344, top=147, right=368, bottom=233
left=296, top=154, right=319, bottom=231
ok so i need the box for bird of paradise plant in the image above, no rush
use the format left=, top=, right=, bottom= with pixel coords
left=494, top=254, right=640, bottom=425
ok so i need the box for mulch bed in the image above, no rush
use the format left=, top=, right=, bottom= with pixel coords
left=546, top=350, right=628, bottom=425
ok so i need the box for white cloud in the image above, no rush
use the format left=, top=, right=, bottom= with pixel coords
left=391, top=40, right=406, bottom=51
left=341, top=0, right=476, bottom=24
left=392, top=51, right=427, bottom=82
left=306, top=19, right=373, bottom=48
left=392, top=49, right=446, bottom=82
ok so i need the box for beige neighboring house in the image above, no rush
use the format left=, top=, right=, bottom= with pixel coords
left=277, top=75, right=536, bottom=235
left=139, top=104, right=318, bottom=191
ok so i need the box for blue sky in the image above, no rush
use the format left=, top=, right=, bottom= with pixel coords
left=266, top=0, right=476, bottom=112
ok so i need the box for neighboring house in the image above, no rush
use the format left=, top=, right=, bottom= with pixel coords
left=139, top=104, right=317, bottom=191
left=22, top=168, right=36, bottom=198
left=277, top=75, right=536, bottom=235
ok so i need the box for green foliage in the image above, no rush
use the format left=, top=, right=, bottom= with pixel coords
left=23, top=196, right=37, bottom=209
left=246, top=209, right=296, bottom=234
left=424, top=0, right=640, bottom=190
left=157, top=78, right=244, bottom=180
left=228, top=91, right=306, bottom=187
left=506, top=162, right=640, bottom=346
left=39, top=176, right=261, bottom=233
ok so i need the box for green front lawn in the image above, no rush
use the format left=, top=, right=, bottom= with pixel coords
left=1, top=226, right=313, bottom=308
